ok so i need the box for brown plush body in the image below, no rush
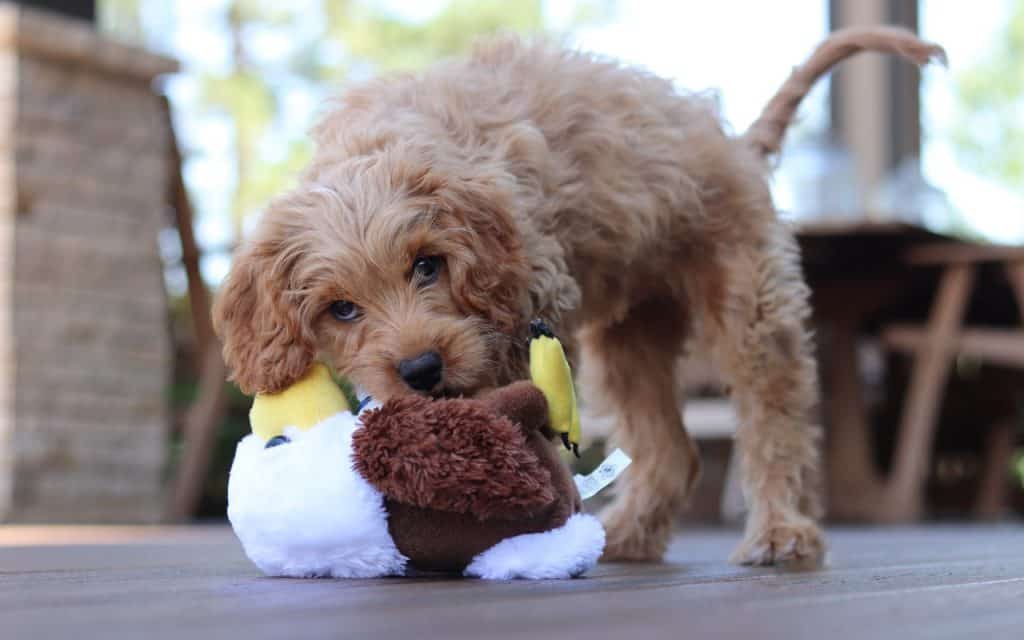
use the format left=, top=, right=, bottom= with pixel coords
left=353, top=382, right=581, bottom=572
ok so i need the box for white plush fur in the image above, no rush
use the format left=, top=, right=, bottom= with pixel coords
left=464, top=513, right=605, bottom=580
left=227, top=410, right=407, bottom=578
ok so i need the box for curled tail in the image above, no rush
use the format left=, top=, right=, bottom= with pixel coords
left=744, top=26, right=947, bottom=158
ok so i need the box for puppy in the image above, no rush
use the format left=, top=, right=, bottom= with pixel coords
left=213, top=26, right=945, bottom=565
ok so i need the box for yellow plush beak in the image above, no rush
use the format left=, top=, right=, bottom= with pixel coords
left=528, top=319, right=581, bottom=457
left=249, top=363, right=351, bottom=442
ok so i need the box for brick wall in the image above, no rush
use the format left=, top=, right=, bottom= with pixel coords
left=0, top=4, right=177, bottom=522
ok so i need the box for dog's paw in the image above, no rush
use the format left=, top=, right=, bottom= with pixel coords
left=599, top=506, right=669, bottom=562
left=730, top=516, right=825, bottom=569
left=601, top=535, right=662, bottom=562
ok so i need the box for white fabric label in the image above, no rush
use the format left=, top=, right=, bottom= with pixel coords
left=573, top=449, right=632, bottom=500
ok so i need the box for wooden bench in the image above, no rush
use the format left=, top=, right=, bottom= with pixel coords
left=803, top=221, right=1024, bottom=523
left=874, top=243, right=1024, bottom=521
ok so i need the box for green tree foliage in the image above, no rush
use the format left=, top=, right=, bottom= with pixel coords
left=951, top=0, right=1024, bottom=190
left=103, top=0, right=610, bottom=241
left=326, top=0, right=546, bottom=73
left=99, top=0, right=144, bottom=42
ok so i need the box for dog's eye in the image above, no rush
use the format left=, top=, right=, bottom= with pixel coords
left=412, top=256, right=442, bottom=287
left=329, top=300, right=361, bottom=322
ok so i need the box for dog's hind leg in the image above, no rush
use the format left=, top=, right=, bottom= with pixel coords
left=698, top=224, right=825, bottom=568
left=579, top=298, right=700, bottom=561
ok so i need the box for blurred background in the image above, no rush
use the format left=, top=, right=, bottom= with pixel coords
left=0, top=0, right=1021, bottom=526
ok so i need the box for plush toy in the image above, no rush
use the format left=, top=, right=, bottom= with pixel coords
left=227, top=323, right=607, bottom=580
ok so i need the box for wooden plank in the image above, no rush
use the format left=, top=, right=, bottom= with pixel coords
left=906, top=242, right=1024, bottom=266
left=925, top=328, right=1024, bottom=367
left=1008, top=261, right=1024, bottom=319
left=164, top=96, right=213, bottom=358
left=813, top=278, right=909, bottom=522
left=798, top=220, right=910, bottom=235
left=797, top=219, right=939, bottom=237
left=883, top=325, right=1024, bottom=369
left=1, top=526, right=1022, bottom=640
left=880, top=264, right=974, bottom=522
left=0, top=524, right=229, bottom=546
left=824, top=315, right=884, bottom=520
left=974, top=420, right=1015, bottom=520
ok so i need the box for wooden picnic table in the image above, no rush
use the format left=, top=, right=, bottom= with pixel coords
left=798, top=220, right=1024, bottom=522
left=2, top=524, right=1023, bottom=639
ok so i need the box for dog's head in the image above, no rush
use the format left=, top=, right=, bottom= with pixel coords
left=212, top=150, right=532, bottom=400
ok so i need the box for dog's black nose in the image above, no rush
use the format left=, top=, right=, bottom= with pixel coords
left=398, top=351, right=443, bottom=392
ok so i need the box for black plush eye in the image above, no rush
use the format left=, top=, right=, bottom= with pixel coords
left=412, top=256, right=442, bottom=287
left=329, top=300, right=361, bottom=322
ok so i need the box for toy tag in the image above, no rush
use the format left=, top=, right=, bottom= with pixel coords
left=573, top=449, right=632, bottom=500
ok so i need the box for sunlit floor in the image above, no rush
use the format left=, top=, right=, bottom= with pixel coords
left=2, top=523, right=1021, bottom=639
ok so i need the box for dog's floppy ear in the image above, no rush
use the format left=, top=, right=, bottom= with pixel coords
left=430, top=168, right=531, bottom=334
left=212, top=210, right=316, bottom=396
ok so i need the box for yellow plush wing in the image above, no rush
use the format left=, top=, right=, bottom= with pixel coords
left=528, top=320, right=581, bottom=456
left=249, top=363, right=351, bottom=441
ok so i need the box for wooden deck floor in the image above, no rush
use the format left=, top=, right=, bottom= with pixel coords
left=2, top=524, right=1022, bottom=639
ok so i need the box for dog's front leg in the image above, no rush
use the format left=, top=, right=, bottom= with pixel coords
left=578, top=299, right=701, bottom=561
